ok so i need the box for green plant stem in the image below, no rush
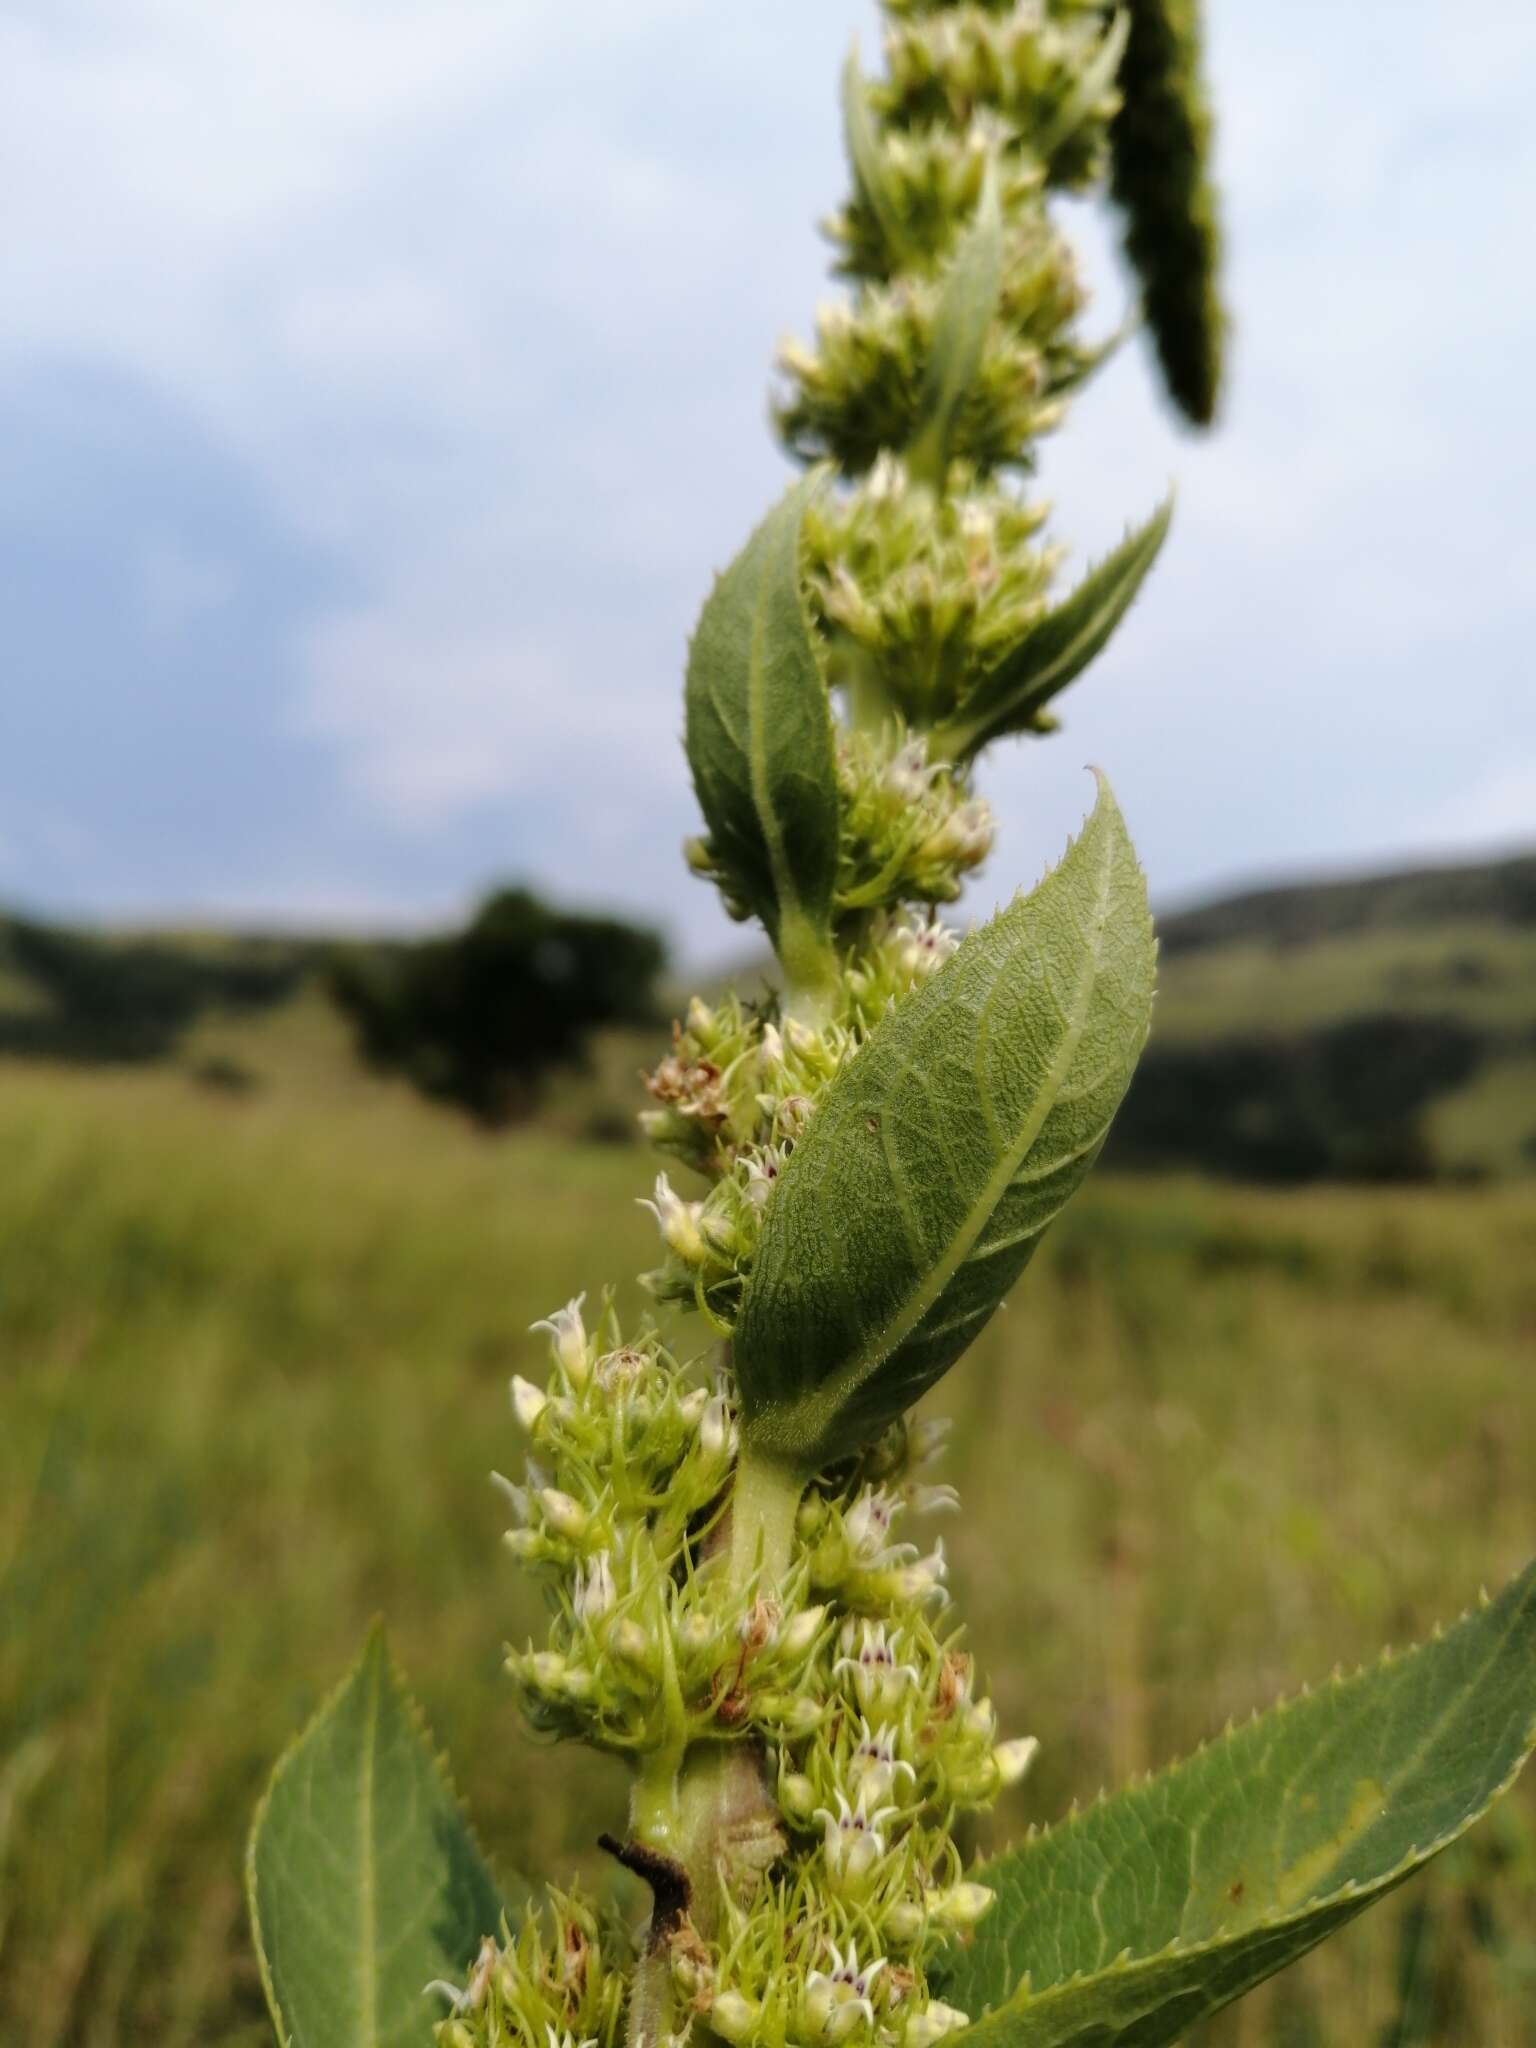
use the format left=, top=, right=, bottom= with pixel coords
left=726, top=1445, right=804, bottom=1592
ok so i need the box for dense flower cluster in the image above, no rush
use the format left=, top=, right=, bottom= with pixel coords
left=435, top=5, right=1162, bottom=2046
left=805, top=457, right=1057, bottom=738
left=439, top=1302, right=1036, bottom=2048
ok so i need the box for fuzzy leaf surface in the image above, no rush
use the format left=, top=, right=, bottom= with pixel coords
left=937, top=500, right=1171, bottom=761
left=736, top=776, right=1153, bottom=1466
left=907, top=166, right=1004, bottom=484
left=685, top=473, right=840, bottom=983
left=936, top=1560, right=1536, bottom=2048
left=248, top=1627, right=507, bottom=2048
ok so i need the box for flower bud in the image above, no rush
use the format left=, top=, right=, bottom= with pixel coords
left=711, top=1991, right=761, bottom=2043
left=780, top=1772, right=817, bottom=1820
left=928, top=1881, right=994, bottom=1930
left=525, top=1651, right=568, bottom=1692
left=904, top=2003, right=970, bottom=2047
left=510, top=1375, right=547, bottom=1434
left=883, top=1901, right=925, bottom=1946
left=610, top=1618, right=652, bottom=1669
left=960, top=1697, right=997, bottom=1743
left=781, top=1604, right=828, bottom=1656
left=539, top=1489, right=589, bottom=1541
left=994, top=1735, right=1040, bottom=1788
left=678, top=1610, right=718, bottom=1655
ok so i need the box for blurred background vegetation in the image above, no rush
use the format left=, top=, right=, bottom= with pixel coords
left=2, top=847, right=1535, bottom=2045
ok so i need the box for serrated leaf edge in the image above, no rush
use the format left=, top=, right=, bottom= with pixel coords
left=744, top=771, right=1152, bottom=1462
left=245, top=1620, right=509, bottom=2048
left=956, top=1569, right=1536, bottom=2027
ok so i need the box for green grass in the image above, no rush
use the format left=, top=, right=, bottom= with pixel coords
left=2, top=1026, right=1535, bottom=2045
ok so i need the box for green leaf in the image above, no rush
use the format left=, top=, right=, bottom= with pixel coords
left=735, top=775, right=1153, bottom=1468
left=247, top=1627, right=509, bottom=2048
left=685, top=472, right=841, bottom=996
left=842, top=44, right=910, bottom=268
left=934, top=499, right=1172, bottom=762
left=936, top=1560, right=1536, bottom=2048
left=907, top=165, right=1004, bottom=486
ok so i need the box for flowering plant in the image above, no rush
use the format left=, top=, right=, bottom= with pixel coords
left=246, top=6, right=1536, bottom=2046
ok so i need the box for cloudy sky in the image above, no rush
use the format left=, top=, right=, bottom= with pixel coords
left=3, top=1, right=1533, bottom=960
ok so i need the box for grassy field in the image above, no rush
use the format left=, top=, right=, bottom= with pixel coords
left=2, top=1006, right=1535, bottom=2046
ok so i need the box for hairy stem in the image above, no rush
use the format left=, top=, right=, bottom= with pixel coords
left=726, top=1446, right=804, bottom=1592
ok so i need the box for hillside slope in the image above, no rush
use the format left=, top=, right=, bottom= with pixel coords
left=1115, top=852, right=1536, bottom=1181
left=3, top=849, right=1533, bottom=1179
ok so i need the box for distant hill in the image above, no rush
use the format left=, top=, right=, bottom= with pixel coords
left=3, top=849, right=1533, bottom=1179
left=1113, top=852, right=1536, bottom=1182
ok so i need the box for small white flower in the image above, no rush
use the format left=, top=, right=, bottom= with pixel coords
left=638, top=1173, right=707, bottom=1263
left=758, top=1022, right=785, bottom=1071
left=994, top=1735, right=1040, bottom=1788
left=925, top=798, right=994, bottom=866
left=529, top=1293, right=590, bottom=1385
left=890, top=1538, right=948, bottom=1605
left=883, top=739, right=936, bottom=804
left=844, top=1485, right=909, bottom=1565
left=803, top=1936, right=888, bottom=2042
left=509, top=1374, right=547, bottom=1434
left=850, top=1716, right=917, bottom=1804
left=545, top=2027, right=598, bottom=2048
left=834, top=1621, right=922, bottom=1712
left=574, top=1550, right=615, bottom=1620
left=424, top=1935, right=499, bottom=2015
left=814, top=1788, right=897, bottom=1893
left=743, top=1146, right=785, bottom=1210
left=907, top=1416, right=952, bottom=1468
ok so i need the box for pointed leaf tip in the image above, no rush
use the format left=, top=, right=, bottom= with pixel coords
left=936, top=1559, right=1536, bottom=2048
left=736, top=776, right=1153, bottom=1466
left=684, top=472, right=840, bottom=988
left=248, top=1630, right=514, bottom=2048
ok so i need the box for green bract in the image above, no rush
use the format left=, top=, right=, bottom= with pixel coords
left=932, top=497, right=1173, bottom=760
left=735, top=776, right=1153, bottom=1468
left=907, top=164, right=1005, bottom=486
left=935, top=1562, right=1536, bottom=2046
left=684, top=472, right=841, bottom=1000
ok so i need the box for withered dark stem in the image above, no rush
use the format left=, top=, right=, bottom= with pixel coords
left=597, top=1832, right=693, bottom=1948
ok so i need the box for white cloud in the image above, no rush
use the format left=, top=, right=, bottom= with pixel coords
left=1, top=0, right=1532, bottom=948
